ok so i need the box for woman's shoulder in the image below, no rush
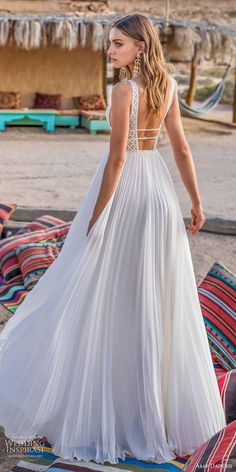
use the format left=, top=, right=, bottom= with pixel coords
left=111, top=80, right=133, bottom=103
left=112, top=80, right=132, bottom=93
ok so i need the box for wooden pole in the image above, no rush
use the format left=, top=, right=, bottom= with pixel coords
left=233, top=64, right=236, bottom=123
left=186, top=43, right=200, bottom=107
left=102, top=49, right=107, bottom=104
left=165, top=0, right=170, bottom=25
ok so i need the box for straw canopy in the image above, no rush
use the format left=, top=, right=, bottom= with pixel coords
left=165, top=24, right=236, bottom=65
left=0, top=12, right=235, bottom=64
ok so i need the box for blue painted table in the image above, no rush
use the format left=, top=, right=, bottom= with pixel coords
left=0, top=109, right=56, bottom=132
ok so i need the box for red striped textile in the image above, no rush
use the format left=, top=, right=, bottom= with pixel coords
left=183, top=420, right=236, bottom=472
left=15, top=215, right=66, bottom=235
left=0, top=202, right=17, bottom=237
left=217, top=370, right=236, bottom=425
left=15, top=240, right=58, bottom=290
left=0, top=223, right=71, bottom=284
left=197, top=262, right=236, bottom=371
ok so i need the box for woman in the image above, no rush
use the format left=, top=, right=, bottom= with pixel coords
left=0, top=13, right=226, bottom=465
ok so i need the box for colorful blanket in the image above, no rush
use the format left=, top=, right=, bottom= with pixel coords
left=9, top=437, right=191, bottom=472
left=0, top=280, right=28, bottom=313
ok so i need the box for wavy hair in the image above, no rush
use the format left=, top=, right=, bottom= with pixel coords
left=111, top=14, right=173, bottom=117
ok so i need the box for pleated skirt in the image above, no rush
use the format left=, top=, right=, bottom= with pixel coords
left=0, top=148, right=226, bottom=464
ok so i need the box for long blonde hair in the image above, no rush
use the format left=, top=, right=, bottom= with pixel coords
left=112, top=14, right=173, bottom=117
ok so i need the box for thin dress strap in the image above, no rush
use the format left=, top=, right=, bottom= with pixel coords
left=126, top=80, right=139, bottom=151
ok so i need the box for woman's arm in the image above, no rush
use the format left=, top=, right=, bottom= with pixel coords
left=86, top=81, right=131, bottom=236
left=164, top=91, right=206, bottom=235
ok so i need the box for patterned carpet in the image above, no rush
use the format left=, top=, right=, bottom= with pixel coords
left=9, top=437, right=191, bottom=472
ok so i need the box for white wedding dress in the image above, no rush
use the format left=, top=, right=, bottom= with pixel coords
left=0, top=77, right=226, bottom=464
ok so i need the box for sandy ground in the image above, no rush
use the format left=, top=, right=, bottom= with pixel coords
left=110, top=0, right=236, bottom=27
left=0, top=114, right=236, bottom=217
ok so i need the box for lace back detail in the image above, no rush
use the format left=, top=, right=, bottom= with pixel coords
left=126, top=80, right=139, bottom=151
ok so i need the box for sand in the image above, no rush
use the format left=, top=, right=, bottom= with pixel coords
left=0, top=113, right=235, bottom=217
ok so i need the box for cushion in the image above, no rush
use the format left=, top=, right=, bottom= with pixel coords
left=80, top=110, right=107, bottom=120
left=33, top=93, right=61, bottom=110
left=197, top=261, right=236, bottom=371
left=217, top=369, right=236, bottom=424
left=0, top=223, right=71, bottom=284
left=15, top=240, right=58, bottom=290
left=57, top=109, right=79, bottom=116
left=15, top=215, right=66, bottom=235
left=74, top=94, right=106, bottom=111
left=214, top=362, right=228, bottom=379
left=183, top=420, right=236, bottom=471
left=0, top=202, right=17, bottom=237
left=55, top=235, right=67, bottom=253
left=0, top=91, right=20, bottom=109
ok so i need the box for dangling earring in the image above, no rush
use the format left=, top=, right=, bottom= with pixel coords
left=132, top=53, right=141, bottom=79
left=119, top=66, right=128, bottom=81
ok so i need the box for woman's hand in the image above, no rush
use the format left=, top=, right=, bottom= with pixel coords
left=186, top=205, right=206, bottom=236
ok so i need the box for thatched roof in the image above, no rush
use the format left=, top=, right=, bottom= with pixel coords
left=0, top=12, right=235, bottom=64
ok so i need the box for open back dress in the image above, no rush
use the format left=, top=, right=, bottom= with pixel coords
left=0, top=76, right=226, bottom=464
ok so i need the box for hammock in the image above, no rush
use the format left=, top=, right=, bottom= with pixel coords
left=178, top=65, right=231, bottom=117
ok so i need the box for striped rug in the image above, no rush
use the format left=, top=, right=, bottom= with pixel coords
left=9, top=437, right=191, bottom=472
left=0, top=281, right=28, bottom=314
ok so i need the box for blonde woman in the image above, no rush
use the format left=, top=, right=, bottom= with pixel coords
left=0, top=13, right=226, bottom=465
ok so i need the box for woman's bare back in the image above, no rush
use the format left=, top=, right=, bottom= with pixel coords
left=132, top=76, right=174, bottom=150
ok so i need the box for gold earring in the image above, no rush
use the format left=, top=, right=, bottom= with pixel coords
left=119, top=66, right=128, bottom=81
left=132, top=53, right=141, bottom=79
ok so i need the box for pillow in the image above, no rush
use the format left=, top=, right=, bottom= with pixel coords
left=74, top=94, right=106, bottom=111
left=15, top=215, right=65, bottom=235
left=80, top=110, right=107, bottom=120
left=217, top=369, right=236, bottom=424
left=0, top=92, right=20, bottom=109
left=214, top=361, right=228, bottom=379
left=183, top=420, right=236, bottom=471
left=55, top=235, right=67, bottom=253
left=197, top=261, right=236, bottom=371
left=0, top=202, right=17, bottom=237
left=15, top=240, right=58, bottom=290
left=33, top=93, right=61, bottom=109
left=0, top=223, right=71, bottom=284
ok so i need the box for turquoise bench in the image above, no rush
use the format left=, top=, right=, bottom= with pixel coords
left=0, top=109, right=110, bottom=134
left=55, top=113, right=80, bottom=130
left=80, top=110, right=110, bottom=135
left=0, top=109, right=80, bottom=132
